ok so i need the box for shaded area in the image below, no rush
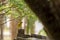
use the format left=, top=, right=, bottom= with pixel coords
left=14, top=29, right=49, bottom=40
left=24, top=0, right=60, bottom=40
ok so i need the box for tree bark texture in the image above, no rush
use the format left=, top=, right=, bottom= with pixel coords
left=24, top=0, right=60, bottom=40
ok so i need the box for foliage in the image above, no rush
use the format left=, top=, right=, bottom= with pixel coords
left=39, top=29, right=47, bottom=36
left=9, top=0, right=38, bottom=29
left=0, top=0, right=47, bottom=36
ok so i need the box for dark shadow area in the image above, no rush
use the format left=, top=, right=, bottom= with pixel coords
left=24, top=0, right=60, bottom=40
left=14, top=29, right=49, bottom=40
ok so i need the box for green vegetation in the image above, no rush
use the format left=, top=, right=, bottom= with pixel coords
left=0, top=0, right=47, bottom=36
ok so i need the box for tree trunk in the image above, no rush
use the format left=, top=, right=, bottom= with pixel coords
left=0, top=14, right=5, bottom=40
left=0, top=0, right=7, bottom=40
left=10, top=15, right=19, bottom=40
left=25, top=0, right=60, bottom=40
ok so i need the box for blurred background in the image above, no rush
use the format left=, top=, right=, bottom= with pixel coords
left=0, top=0, right=48, bottom=40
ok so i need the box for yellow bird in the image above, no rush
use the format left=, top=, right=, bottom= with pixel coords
left=17, top=22, right=22, bottom=29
